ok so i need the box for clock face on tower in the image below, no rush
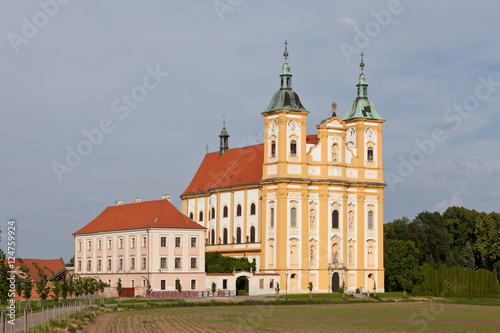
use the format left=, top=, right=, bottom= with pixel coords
left=270, top=121, right=277, bottom=134
left=367, top=129, right=374, bottom=140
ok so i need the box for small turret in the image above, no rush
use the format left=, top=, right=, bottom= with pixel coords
left=219, top=121, right=229, bottom=155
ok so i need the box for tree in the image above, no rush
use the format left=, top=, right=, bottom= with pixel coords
left=18, top=259, right=34, bottom=307
left=73, top=277, right=83, bottom=298
left=66, top=257, right=74, bottom=267
left=384, top=240, right=422, bottom=293
left=444, top=206, right=478, bottom=250
left=384, top=216, right=410, bottom=253
left=474, top=212, right=500, bottom=276
left=60, top=274, right=70, bottom=299
left=0, top=250, right=11, bottom=306
left=462, top=242, right=476, bottom=271
left=275, top=282, right=280, bottom=299
left=116, top=278, right=122, bottom=298
left=97, top=279, right=107, bottom=293
left=308, top=281, right=313, bottom=299
left=211, top=282, right=216, bottom=294
left=205, top=252, right=256, bottom=273
left=142, top=276, right=152, bottom=302
left=54, top=279, right=62, bottom=302
left=407, top=211, right=452, bottom=266
left=176, top=280, right=182, bottom=293
left=32, top=262, right=50, bottom=300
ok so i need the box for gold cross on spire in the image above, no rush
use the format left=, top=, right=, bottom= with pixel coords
left=284, top=40, right=289, bottom=58
left=360, top=51, right=365, bottom=70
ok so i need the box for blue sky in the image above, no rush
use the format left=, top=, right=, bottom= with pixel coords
left=1, top=0, right=499, bottom=261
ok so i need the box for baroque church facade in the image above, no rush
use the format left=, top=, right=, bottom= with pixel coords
left=182, top=45, right=385, bottom=293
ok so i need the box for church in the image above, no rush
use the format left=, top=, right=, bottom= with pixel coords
left=181, top=43, right=385, bottom=294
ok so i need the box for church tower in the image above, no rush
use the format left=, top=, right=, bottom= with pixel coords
left=340, top=53, right=385, bottom=293
left=262, top=41, right=309, bottom=180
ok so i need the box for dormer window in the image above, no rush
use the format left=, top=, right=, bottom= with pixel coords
left=290, top=140, right=297, bottom=157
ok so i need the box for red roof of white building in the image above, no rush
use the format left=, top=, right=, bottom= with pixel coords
left=74, top=199, right=205, bottom=235
left=182, top=135, right=317, bottom=196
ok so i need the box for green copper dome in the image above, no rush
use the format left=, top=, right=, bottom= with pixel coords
left=343, top=55, right=383, bottom=121
left=264, top=89, right=308, bottom=113
left=263, top=41, right=308, bottom=113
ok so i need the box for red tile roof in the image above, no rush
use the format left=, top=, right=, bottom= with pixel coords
left=74, top=199, right=205, bottom=235
left=11, top=258, right=66, bottom=282
left=182, top=136, right=318, bottom=196
left=306, top=134, right=318, bottom=145
left=182, top=144, right=264, bottom=196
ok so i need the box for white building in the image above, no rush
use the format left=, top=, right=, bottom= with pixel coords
left=73, top=196, right=206, bottom=296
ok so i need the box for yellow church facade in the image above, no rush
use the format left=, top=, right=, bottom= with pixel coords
left=181, top=46, right=385, bottom=294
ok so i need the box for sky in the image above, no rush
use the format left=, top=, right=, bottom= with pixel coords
left=1, top=0, right=499, bottom=262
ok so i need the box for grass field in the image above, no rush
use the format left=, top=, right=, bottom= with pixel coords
left=83, top=301, right=500, bottom=332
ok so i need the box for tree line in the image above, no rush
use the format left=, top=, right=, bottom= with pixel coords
left=0, top=251, right=108, bottom=307
left=384, top=206, right=500, bottom=295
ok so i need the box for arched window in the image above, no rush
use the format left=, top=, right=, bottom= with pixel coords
left=211, top=229, right=215, bottom=245
left=189, top=212, right=193, bottom=220
left=368, top=211, right=374, bottom=229
left=270, top=208, right=275, bottom=228
left=212, top=207, right=215, bottom=220
left=367, top=147, right=373, bottom=162
left=199, top=211, right=203, bottom=222
left=269, top=245, right=274, bottom=266
left=223, top=205, right=228, bottom=218
left=250, top=226, right=256, bottom=243
left=271, top=140, right=276, bottom=157
left=290, top=246, right=298, bottom=265
left=368, top=247, right=374, bottom=266
left=290, top=207, right=297, bottom=228
left=223, top=228, right=228, bottom=244
left=236, top=204, right=242, bottom=216
left=290, top=140, right=297, bottom=156
left=250, top=203, right=256, bottom=215
left=332, top=210, right=339, bottom=229
left=236, top=227, right=242, bottom=244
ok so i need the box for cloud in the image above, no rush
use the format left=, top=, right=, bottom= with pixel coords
left=338, top=17, right=356, bottom=28
left=88, top=196, right=103, bottom=203
left=436, top=187, right=465, bottom=211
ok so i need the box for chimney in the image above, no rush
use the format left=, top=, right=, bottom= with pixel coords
left=115, top=200, right=123, bottom=206
left=132, top=198, right=141, bottom=203
left=161, top=194, right=171, bottom=201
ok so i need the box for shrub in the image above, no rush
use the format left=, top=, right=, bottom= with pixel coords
left=355, top=288, right=360, bottom=294
left=237, top=290, right=247, bottom=296
left=339, top=287, right=344, bottom=294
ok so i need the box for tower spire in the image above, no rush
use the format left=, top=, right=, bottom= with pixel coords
left=280, top=40, right=292, bottom=89
left=357, top=52, right=368, bottom=98
left=219, top=117, right=229, bottom=155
